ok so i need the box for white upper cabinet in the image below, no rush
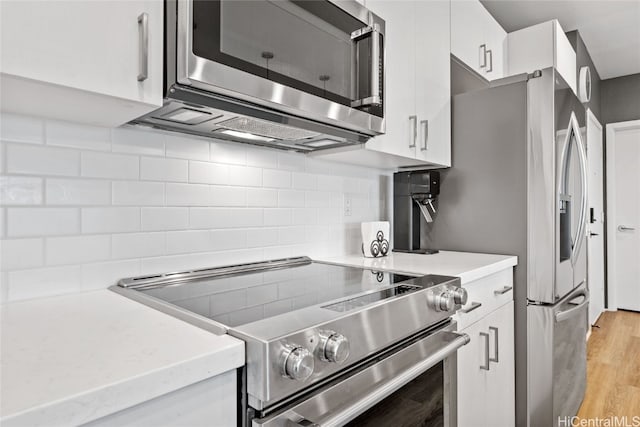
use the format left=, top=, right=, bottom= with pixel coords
left=364, top=0, right=418, bottom=162
left=313, top=0, right=451, bottom=169
left=507, top=20, right=577, bottom=94
left=451, top=0, right=507, bottom=80
left=0, top=1, right=163, bottom=127
left=414, top=0, right=451, bottom=166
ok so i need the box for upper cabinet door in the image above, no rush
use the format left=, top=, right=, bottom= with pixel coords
left=451, top=0, right=506, bottom=81
left=0, top=1, right=163, bottom=126
left=364, top=0, right=417, bottom=160
left=415, top=0, right=451, bottom=167
left=451, top=0, right=487, bottom=75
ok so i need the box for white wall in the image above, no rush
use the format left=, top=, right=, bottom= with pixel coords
left=0, top=114, right=391, bottom=303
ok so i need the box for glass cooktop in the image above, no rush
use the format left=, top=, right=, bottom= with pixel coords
left=139, top=261, right=415, bottom=327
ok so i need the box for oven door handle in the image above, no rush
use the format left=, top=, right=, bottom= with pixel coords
left=286, top=331, right=470, bottom=427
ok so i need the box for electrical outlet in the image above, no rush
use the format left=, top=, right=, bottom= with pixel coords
left=344, top=195, right=352, bottom=216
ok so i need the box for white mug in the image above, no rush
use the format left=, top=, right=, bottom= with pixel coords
left=361, top=221, right=390, bottom=258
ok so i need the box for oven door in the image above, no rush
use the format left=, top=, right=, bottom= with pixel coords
left=252, top=324, right=469, bottom=427
left=176, top=0, right=385, bottom=135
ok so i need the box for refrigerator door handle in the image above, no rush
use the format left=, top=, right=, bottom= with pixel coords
left=555, top=290, right=589, bottom=323
left=571, top=112, right=589, bottom=265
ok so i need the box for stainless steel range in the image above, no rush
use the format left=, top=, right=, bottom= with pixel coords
left=112, top=257, right=470, bottom=426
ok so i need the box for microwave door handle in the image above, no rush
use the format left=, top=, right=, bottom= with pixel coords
left=351, top=20, right=382, bottom=108
left=286, top=331, right=470, bottom=427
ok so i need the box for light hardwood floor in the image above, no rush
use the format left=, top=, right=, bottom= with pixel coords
left=577, top=310, right=640, bottom=418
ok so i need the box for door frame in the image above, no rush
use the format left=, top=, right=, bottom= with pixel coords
left=605, top=119, right=640, bottom=310
left=585, top=108, right=605, bottom=324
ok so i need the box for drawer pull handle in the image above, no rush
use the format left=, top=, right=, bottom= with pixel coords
left=459, top=301, right=482, bottom=313
left=494, top=286, right=513, bottom=295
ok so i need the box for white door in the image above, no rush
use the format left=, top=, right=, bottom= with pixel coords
left=457, top=316, right=489, bottom=427
left=414, top=0, right=451, bottom=167
left=586, top=110, right=605, bottom=324
left=365, top=1, right=417, bottom=160
left=484, top=301, right=515, bottom=427
left=607, top=120, right=640, bottom=312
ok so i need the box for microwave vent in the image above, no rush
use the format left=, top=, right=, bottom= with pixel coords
left=219, top=117, right=321, bottom=141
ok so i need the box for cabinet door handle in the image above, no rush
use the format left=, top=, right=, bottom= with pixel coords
left=459, top=301, right=482, bottom=313
left=480, top=332, right=490, bottom=370
left=479, top=44, right=487, bottom=68
left=409, top=115, right=417, bottom=148
left=486, top=49, right=493, bottom=73
left=489, top=326, right=499, bottom=363
left=420, top=119, right=428, bottom=151
left=494, top=286, right=512, bottom=295
left=137, top=13, right=149, bottom=82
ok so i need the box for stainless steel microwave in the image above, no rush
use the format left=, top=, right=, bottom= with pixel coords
left=132, top=0, right=386, bottom=152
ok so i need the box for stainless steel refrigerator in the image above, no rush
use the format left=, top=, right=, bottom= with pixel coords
left=426, top=66, right=589, bottom=427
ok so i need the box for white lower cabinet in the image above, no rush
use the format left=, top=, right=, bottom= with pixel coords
left=457, top=299, right=515, bottom=426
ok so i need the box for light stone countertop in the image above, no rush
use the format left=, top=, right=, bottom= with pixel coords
left=0, top=289, right=244, bottom=426
left=315, top=250, right=517, bottom=284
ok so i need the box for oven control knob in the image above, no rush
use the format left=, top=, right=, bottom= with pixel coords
left=451, top=287, right=468, bottom=305
left=322, top=332, right=350, bottom=363
left=433, top=291, right=455, bottom=312
left=283, top=346, right=314, bottom=381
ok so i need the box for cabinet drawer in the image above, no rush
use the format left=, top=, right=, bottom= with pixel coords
left=454, top=268, right=513, bottom=329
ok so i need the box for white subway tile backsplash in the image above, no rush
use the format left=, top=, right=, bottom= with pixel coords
left=166, top=183, right=210, bottom=206
left=246, top=228, right=278, bottom=248
left=81, top=207, right=140, bottom=234
left=278, top=190, right=305, bottom=208
left=228, top=165, right=262, bottom=187
left=0, top=114, right=44, bottom=144
left=277, top=152, right=305, bottom=171
left=190, top=208, right=263, bottom=229
left=141, top=207, right=189, bottom=231
left=278, top=226, right=307, bottom=245
left=80, top=259, right=140, bottom=290
left=112, top=181, right=164, bottom=206
left=7, top=208, right=79, bottom=237
left=111, top=232, right=165, bottom=259
left=210, top=229, right=247, bottom=251
left=211, top=186, right=246, bottom=207
left=317, top=175, right=343, bottom=192
left=292, top=172, right=317, bottom=190
left=46, top=235, right=111, bottom=266
left=292, top=208, right=318, bottom=225
left=263, top=169, right=291, bottom=189
left=189, top=161, right=228, bottom=184
left=46, top=178, right=111, bottom=206
left=141, top=157, right=188, bottom=182
left=0, top=176, right=42, bottom=205
left=247, top=188, right=277, bottom=207
left=1, top=114, right=388, bottom=302
left=165, top=134, right=209, bottom=160
left=1, top=238, right=44, bottom=270
left=7, top=144, right=80, bottom=176
left=166, top=230, right=211, bottom=255
left=210, top=141, right=246, bottom=165
left=305, top=191, right=332, bottom=208
left=46, top=120, right=111, bottom=151
left=246, top=148, right=277, bottom=168
left=8, top=265, right=81, bottom=301
left=112, top=127, right=164, bottom=156
left=264, top=208, right=291, bottom=226
left=81, top=152, right=139, bottom=179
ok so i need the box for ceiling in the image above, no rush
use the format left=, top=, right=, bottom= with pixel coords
left=480, top=0, right=640, bottom=80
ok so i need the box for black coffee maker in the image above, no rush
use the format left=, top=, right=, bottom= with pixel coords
left=393, top=170, right=440, bottom=254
